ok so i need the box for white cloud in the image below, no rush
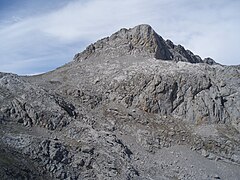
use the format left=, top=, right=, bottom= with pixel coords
left=40, top=0, right=159, bottom=42
left=0, top=0, right=240, bottom=74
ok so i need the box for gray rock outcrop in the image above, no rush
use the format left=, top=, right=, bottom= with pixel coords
left=0, top=24, right=239, bottom=180
left=74, top=24, right=210, bottom=64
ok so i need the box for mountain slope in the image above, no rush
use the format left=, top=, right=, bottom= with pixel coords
left=0, top=24, right=239, bottom=180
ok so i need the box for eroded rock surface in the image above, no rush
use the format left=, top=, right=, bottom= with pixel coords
left=0, top=24, right=239, bottom=179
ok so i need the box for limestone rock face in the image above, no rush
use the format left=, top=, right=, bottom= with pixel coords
left=74, top=24, right=207, bottom=64
left=0, top=74, right=76, bottom=130
left=74, top=24, right=172, bottom=61
left=0, top=25, right=240, bottom=180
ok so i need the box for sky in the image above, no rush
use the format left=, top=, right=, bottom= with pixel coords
left=0, top=0, right=240, bottom=75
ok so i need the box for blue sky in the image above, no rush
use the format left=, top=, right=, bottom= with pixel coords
left=0, top=0, right=240, bottom=75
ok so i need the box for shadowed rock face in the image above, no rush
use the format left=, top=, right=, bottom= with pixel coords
left=0, top=24, right=239, bottom=180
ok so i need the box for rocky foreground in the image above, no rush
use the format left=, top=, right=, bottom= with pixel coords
left=0, top=24, right=240, bottom=180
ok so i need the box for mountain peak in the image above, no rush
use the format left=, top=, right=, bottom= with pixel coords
left=118, top=24, right=154, bottom=35
left=74, top=24, right=214, bottom=65
left=74, top=24, right=172, bottom=61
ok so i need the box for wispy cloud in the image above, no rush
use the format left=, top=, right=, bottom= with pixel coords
left=0, top=0, right=239, bottom=74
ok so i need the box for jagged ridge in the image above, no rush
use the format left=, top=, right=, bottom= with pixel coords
left=74, top=24, right=216, bottom=64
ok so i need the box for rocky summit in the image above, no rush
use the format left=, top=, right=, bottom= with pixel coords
left=0, top=24, right=240, bottom=180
